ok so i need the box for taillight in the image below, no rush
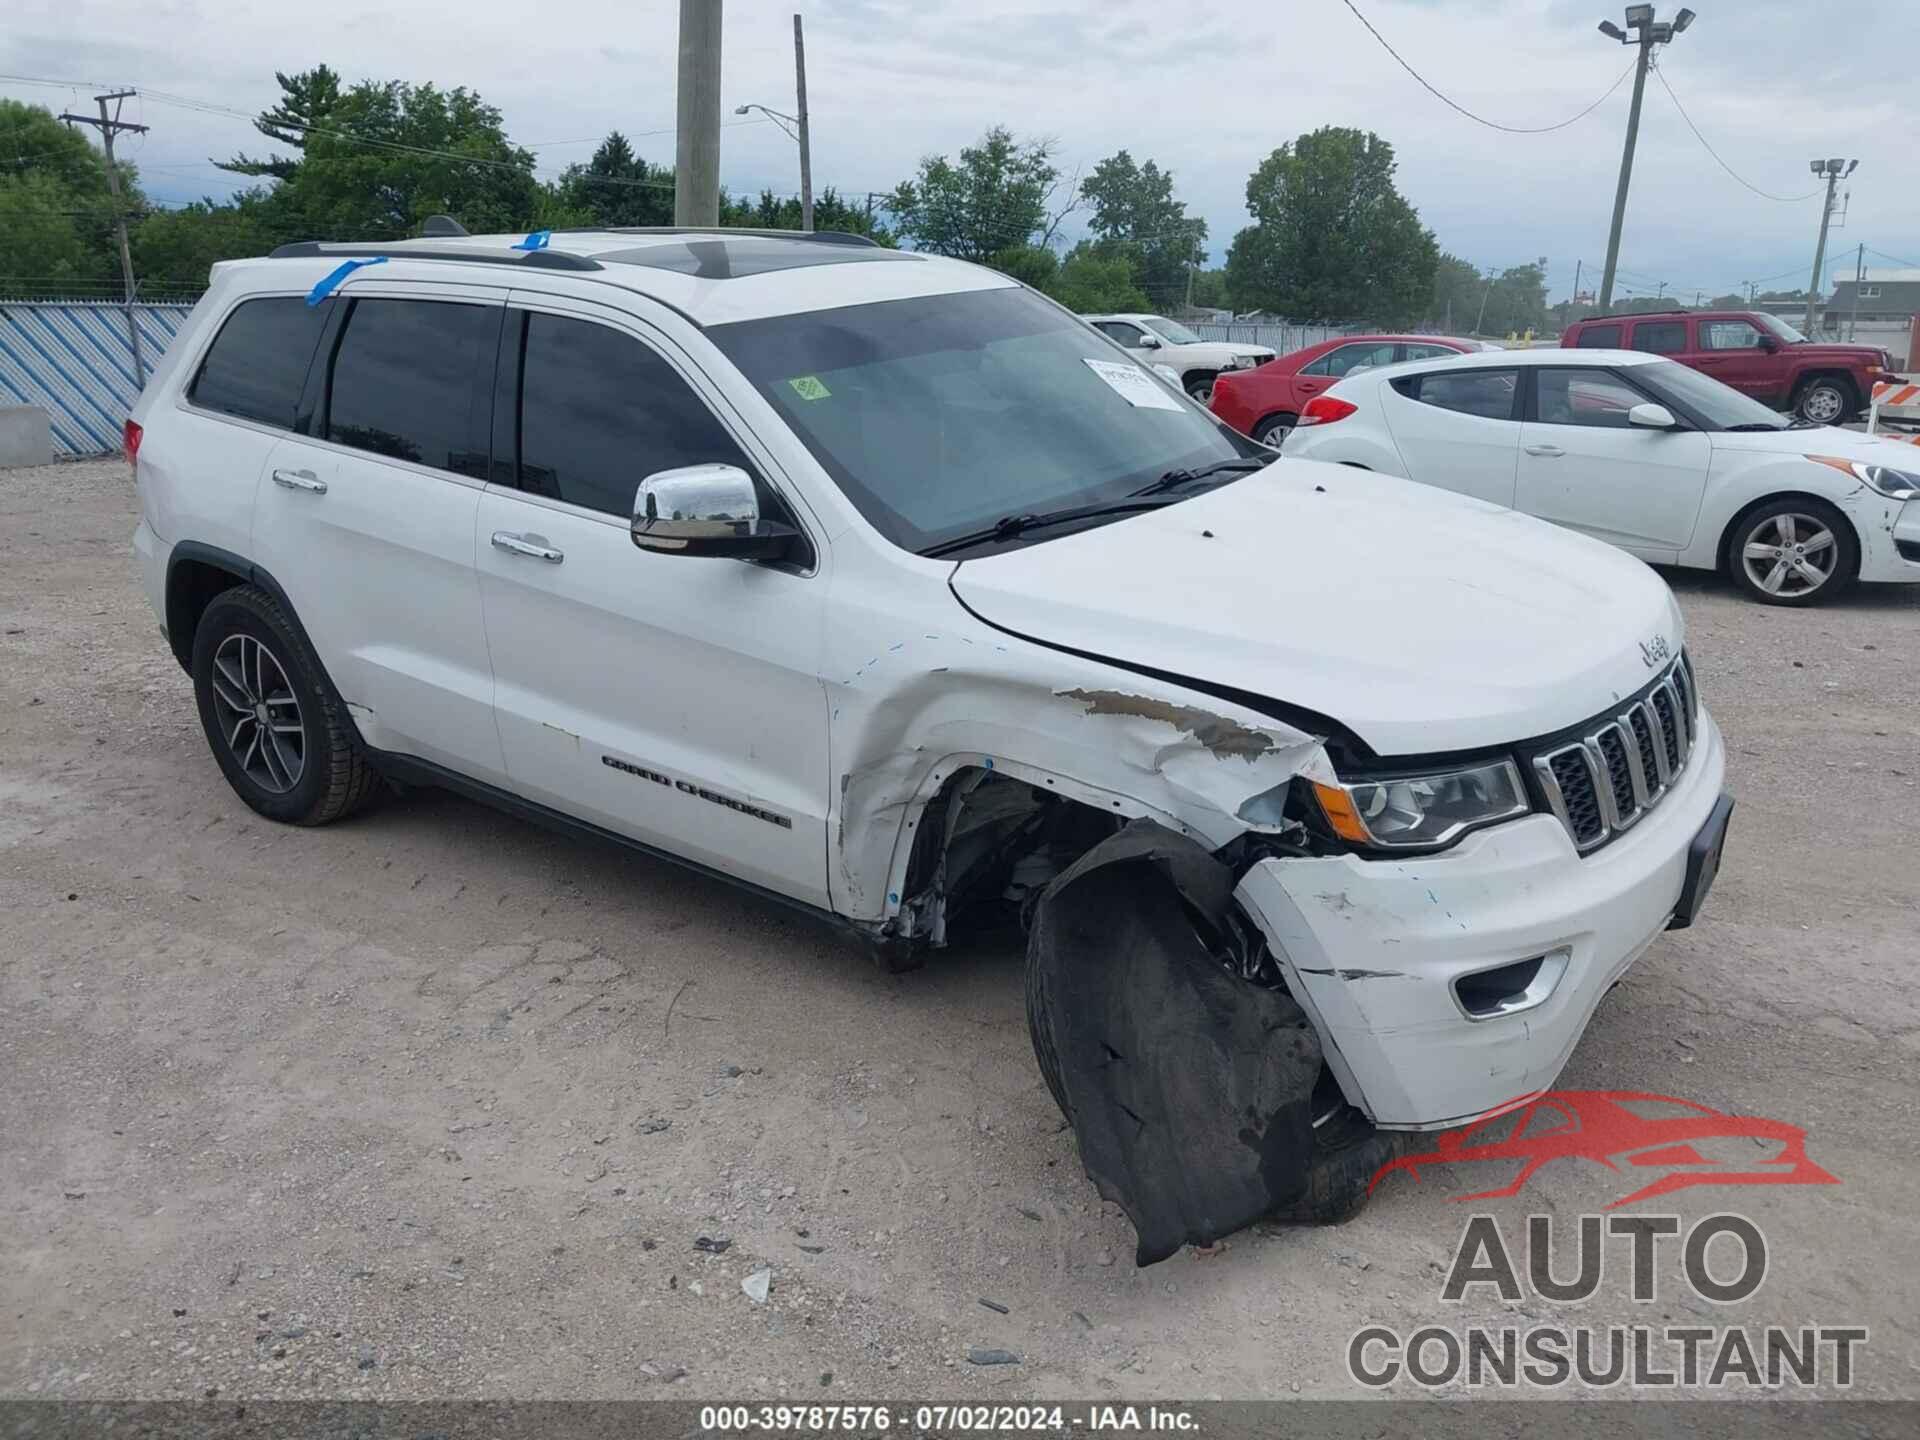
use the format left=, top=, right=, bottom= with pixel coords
left=123, top=418, right=143, bottom=469
left=1297, top=396, right=1358, bottom=427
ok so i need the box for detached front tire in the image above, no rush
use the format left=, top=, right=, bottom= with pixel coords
left=191, top=585, right=378, bottom=825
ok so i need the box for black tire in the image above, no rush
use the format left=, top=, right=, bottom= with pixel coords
left=1025, top=917, right=1394, bottom=1225
left=1184, top=372, right=1218, bottom=403
left=191, top=585, right=378, bottom=825
left=1724, top=496, right=1858, bottom=607
left=1792, top=374, right=1855, bottom=426
left=1253, top=413, right=1297, bottom=448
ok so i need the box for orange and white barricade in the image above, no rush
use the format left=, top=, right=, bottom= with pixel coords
left=1868, top=378, right=1920, bottom=442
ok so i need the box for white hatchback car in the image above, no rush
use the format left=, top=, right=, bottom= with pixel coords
left=1282, top=347, right=1920, bottom=605
left=130, top=228, right=1729, bottom=1264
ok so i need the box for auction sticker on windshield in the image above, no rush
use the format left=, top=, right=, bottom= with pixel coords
left=1083, top=357, right=1183, bottom=412
left=786, top=375, right=832, bottom=401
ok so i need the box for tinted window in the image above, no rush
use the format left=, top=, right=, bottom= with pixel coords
left=1630, top=321, right=1687, bottom=355
left=1410, top=369, right=1519, bottom=420
left=1536, top=368, right=1647, bottom=428
left=1701, top=320, right=1761, bottom=351
left=1401, top=343, right=1460, bottom=361
left=326, top=299, right=494, bottom=476
left=1094, top=321, right=1146, bottom=346
left=513, top=312, right=751, bottom=517
left=189, top=297, right=329, bottom=429
left=1574, top=323, right=1622, bottom=349
left=1317, top=342, right=1399, bottom=378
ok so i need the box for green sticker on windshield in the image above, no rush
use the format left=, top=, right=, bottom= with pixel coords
left=787, top=375, right=832, bottom=401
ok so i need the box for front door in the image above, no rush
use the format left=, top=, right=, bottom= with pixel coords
left=475, top=297, right=831, bottom=908
left=250, top=287, right=507, bottom=783
left=1693, top=317, right=1776, bottom=399
left=1515, top=366, right=1712, bottom=557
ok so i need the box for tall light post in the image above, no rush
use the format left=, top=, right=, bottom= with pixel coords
left=1595, top=5, right=1695, bottom=312
left=1805, top=157, right=1857, bottom=336
left=734, top=102, right=812, bottom=230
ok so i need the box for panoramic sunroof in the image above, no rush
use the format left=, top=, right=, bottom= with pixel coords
left=598, top=235, right=922, bottom=279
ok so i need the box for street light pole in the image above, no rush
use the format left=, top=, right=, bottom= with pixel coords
left=792, top=13, right=813, bottom=232
left=1595, top=6, right=1695, bottom=312
left=1804, top=158, right=1856, bottom=337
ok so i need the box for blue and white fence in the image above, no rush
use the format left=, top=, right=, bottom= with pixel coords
left=0, top=301, right=199, bottom=457
left=1188, top=322, right=1356, bottom=353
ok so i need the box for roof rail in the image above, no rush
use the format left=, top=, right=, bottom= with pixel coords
left=553, top=225, right=880, bottom=249
left=266, top=241, right=603, bottom=272
left=1583, top=308, right=1687, bottom=320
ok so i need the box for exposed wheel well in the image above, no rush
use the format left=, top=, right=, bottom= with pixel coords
left=165, top=557, right=248, bottom=671
left=1717, top=491, right=1861, bottom=576
left=1183, top=368, right=1219, bottom=391
left=1254, top=410, right=1299, bottom=435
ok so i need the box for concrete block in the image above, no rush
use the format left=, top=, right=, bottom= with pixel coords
left=0, top=406, right=54, bottom=469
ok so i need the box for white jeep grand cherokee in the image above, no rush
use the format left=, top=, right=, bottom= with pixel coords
left=129, top=227, right=1731, bottom=1265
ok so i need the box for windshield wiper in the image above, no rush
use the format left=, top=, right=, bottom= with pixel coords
left=1722, top=422, right=1790, bottom=432
left=919, top=500, right=1172, bottom=558
left=1130, top=455, right=1270, bottom=498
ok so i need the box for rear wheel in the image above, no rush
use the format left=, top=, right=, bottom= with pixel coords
left=191, top=586, right=379, bottom=824
left=1725, top=498, right=1857, bottom=606
left=1253, top=413, right=1298, bottom=448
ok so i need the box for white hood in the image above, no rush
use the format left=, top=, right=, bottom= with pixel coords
left=1710, top=424, right=1920, bottom=465
left=950, top=461, right=1683, bottom=756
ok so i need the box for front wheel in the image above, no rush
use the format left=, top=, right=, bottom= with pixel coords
left=191, top=586, right=379, bottom=824
left=1793, top=376, right=1853, bottom=426
left=1185, top=373, right=1218, bottom=404
left=1726, top=498, right=1857, bottom=606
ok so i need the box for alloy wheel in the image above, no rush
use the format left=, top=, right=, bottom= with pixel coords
left=1741, top=512, right=1838, bottom=598
left=209, top=633, right=306, bottom=793
left=1800, top=385, right=1845, bottom=425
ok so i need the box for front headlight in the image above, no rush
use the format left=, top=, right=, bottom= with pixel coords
left=1807, top=455, right=1920, bottom=500
left=1310, top=759, right=1530, bottom=850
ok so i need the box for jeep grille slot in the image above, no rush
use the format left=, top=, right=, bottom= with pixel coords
left=1530, top=656, right=1698, bottom=854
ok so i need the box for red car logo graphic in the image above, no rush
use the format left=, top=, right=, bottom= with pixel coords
left=1369, top=1090, right=1840, bottom=1209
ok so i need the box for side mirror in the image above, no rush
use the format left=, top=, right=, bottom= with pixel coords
left=1134, top=332, right=1162, bottom=349
left=1627, top=402, right=1678, bottom=430
left=1755, top=333, right=1779, bottom=352
left=631, top=463, right=800, bottom=562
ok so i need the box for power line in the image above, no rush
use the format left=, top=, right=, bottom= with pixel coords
left=1337, top=0, right=1636, bottom=134
left=1651, top=66, right=1822, bottom=203
left=1866, top=246, right=1920, bottom=270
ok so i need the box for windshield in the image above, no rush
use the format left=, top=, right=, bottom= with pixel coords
left=1756, top=313, right=1806, bottom=344
left=709, top=288, right=1261, bottom=555
left=1142, top=316, right=1203, bottom=345
left=1633, top=359, right=1792, bottom=430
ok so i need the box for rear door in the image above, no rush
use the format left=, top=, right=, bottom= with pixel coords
left=1379, top=365, right=1522, bottom=506
left=1694, top=317, right=1774, bottom=398
left=1625, top=317, right=1690, bottom=362
left=1514, top=365, right=1711, bottom=557
left=475, top=293, right=831, bottom=907
left=250, top=286, right=507, bottom=783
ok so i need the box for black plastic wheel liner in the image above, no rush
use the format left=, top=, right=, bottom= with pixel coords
left=1027, top=821, right=1323, bottom=1266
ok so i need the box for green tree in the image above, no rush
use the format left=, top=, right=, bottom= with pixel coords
left=1079, top=149, right=1206, bottom=301
left=222, top=69, right=542, bottom=238
left=1188, top=268, right=1231, bottom=311
left=0, top=99, right=142, bottom=295
left=885, top=127, right=1071, bottom=263
left=720, top=186, right=895, bottom=244
left=1224, top=127, right=1436, bottom=324
left=1047, top=243, right=1151, bottom=313
left=130, top=198, right=280, bottom=288
left=554, top=131, right=674, bottom=229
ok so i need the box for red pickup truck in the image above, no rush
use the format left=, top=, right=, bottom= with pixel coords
left=1559, top=310, right=1894, bottom=425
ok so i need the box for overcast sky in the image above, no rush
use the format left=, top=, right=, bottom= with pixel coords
left=6, top=0, right=1917, bottom=302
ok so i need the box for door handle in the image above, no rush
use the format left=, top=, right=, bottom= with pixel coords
left=271, top=468, right=327, bottom=494
left=491, top=531, right=564, bottom=563
left=1524, top=444, right=1566, bottom=458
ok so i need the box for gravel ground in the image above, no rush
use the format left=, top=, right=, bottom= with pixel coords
left=2, top=458, right=1917, bottom=1403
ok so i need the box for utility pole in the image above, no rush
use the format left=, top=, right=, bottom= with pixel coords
left=1571, top=258, right=1583, bottom=311
left=60, top=91, right=149, bottom=384
left=1804, top=158, right=1856, bottom=336
left=1473, top=268, right=1496, bottom=335
left=1595, top=6, right=1696, bottom=312
left=1848, top=241, right=1864, bottom=341
left=792, top=13, right=813, bottom=232
left=675, top=0, right=723, bottom=226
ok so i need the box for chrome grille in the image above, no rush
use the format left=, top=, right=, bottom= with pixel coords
left=1530, top=657, right=1699, bottom=853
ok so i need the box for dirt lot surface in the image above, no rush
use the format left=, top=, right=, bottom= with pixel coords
left=3, top=458, right=1917, bottom=1403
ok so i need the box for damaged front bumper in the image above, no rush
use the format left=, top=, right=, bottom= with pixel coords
left=1234, top=712, right=1727, bottom=1131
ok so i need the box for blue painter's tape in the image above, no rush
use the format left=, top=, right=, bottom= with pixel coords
left=512, top=230, right=552, bottom=252
left=306, top=256, right=388, bottom=306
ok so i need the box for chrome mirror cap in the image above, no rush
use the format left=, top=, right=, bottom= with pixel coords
left=631, top=464, right=799, bottom=562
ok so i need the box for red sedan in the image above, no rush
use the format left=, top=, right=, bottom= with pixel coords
left=1210, top=334, right=1479, bottom=446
